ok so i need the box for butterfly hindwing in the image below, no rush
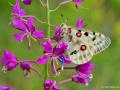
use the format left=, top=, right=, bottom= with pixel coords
left=61, top=24, right=111, bottom=64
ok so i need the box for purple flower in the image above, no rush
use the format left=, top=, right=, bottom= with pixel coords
left=0, top=86, right=15, bottom=90
left=75, top=61, right=94, bottom=75
left=51, top=27, right=63, bottom=42
left=76, top=17, right=84, bottom=29
left=12, top=0, right=26, bottom=31
left=12, top=0, right=26, bottom=19
left=37, top=40, right=71, bottom=75
left=20, top=61, right=32, bottom=77
left=20, top=61, right=31, bottom=71
left=13, top=17, right=45, bottom=45
left=44, top=80, right=59, bottom=90
left=73, top=0, right=84, bottom=5
left=1, top=50, right=18, bottom=72
left=72, top=61, right=94, bottom=85
left=22, top=0, right=32, bottom=5
left=72, top=73, right=90, bottom=86
left=12, top=0, right=33, bottom=31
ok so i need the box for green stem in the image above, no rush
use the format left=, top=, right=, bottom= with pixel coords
left=46, top=0, right=51, bottom=39
left=44, top=0, right=50, bottom=80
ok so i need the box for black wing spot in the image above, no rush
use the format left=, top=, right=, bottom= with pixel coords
left=84, top=32, right=89, bottom=36
left=92, top=37, right=96, bottom=41
left=70, top=50, right=77, bottom=55
left=93, top=32, right=95, bottom=35
left=78, top=30, right=82, bottom=32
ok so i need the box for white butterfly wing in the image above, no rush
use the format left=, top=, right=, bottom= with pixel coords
left=61, top=24, right=111, bottom=64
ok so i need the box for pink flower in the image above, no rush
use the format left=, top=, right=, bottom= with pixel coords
left=22, top=0, right=32, bottom=5
left=37, top=40, right=71, bottom=75
left=1, top=50, right=18, bottom=72
left=72, top=73, right=90, bottom=86
left=12, top=0, right=26, bottom=18
left=75, top=61, right=94, bottom=75
left=20, top=61, right=32, bottom=77
left=13, top=17, right=45, bottom=46
left=51, top=27, right=63, bottom=42
left=76, top=17, right=84, bottom=29
left=72, top=61, right=94, bottom=85
left=12, top=0, right=34, bottom=31
left=20, top=61, right=32, bottom=71
left=1, top=50, right=32, bottom=74
left=44, top=80, right=59, bottom=90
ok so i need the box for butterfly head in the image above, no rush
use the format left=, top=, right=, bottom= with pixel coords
left=60, top=23, right=71, bottom=34
left=60, top=23, right=67, bottom=29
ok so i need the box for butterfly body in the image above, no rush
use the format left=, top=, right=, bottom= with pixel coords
left=61, top=23, right=111, bottom=64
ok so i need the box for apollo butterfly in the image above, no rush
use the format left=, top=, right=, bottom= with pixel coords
left=61, top=23, right=111, bottom=64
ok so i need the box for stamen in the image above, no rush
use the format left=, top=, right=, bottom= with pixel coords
left=2, top=66, right=7, bottom=73
left=88, top=74, right=93, bottom=81
left=61, top=65, right=64, bottom=71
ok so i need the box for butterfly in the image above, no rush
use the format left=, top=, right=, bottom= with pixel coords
left=60, top=23, right=111, bottom=64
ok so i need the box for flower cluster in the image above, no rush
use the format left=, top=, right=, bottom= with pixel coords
left=12, top=0, right=44, bottom=48
left=0, top=0, right=96, bottom=90
left=1, top=50, right=32, bottom=75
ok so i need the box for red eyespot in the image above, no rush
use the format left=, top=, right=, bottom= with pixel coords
left=76, top=32, right=82, bottom=37
left=80, top=45, right=87, bottom=51
left=67, top=28, right=72, bottom=33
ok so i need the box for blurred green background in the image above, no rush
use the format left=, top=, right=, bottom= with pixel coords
left=0, top=0, right=120, bottom=90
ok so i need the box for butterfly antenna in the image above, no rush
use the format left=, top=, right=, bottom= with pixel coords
left=61, top=13, right=65, bottom=23
left=75, top=4, right=89, bottom=10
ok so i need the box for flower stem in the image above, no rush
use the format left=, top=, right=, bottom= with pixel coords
left=39, top=0, right=45, bottom=8
left=18, top=60, right=36, bottom=64
left=57, top=66, right=76, bottom=71
left=31, top=67, right=44, bottom=79
left=46, top=0, right=51, bottom=39
left=49, top=0, right=72, bottom=12
left=44, top=0, right=51, bottom=80
left=59, top=78, right=72, bottom=85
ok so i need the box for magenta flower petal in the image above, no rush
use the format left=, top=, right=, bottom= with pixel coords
left=57, top=41, right=68, bottom=49
left=75, top=61, right=94, bottom=75
left=32, top=30, right=45, bottom=40
left=26, top=17, right=35, bottom=33
left=0, top=86, right=15, bottom=90
left=52, top=27, right=62, bottom=42
left=13, top=0, right=26, bottom=16
left=12, top=18, right=26, bottom=31
left=72, top=73, right=89, bottom=86
left=53, top=41, right=68, bottom=56
left=23, top=0, right=32, bottom=5
left=1, top=50, right=18, bottom=72
left=76, top=17, right=84, bottom=29
left=73, top=0, right=84, bottom=5
left=37, top=56, right=49, bottom=64
left=19, top=9, right=26, bottom=16
left=53, top=48, right=65, bottom=56
left=14, top=33, right=27, bottom=42
left=64, top=57, right=71, bottom=64
left=44, top=80, right=59, bottom=90
left=7, top=63, right=18, bottom=71
left=12, top=0, right=20, bottom=14
left=42, top=41, right=53, bottom=53
left=20, top=61, right=32, bottom=71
